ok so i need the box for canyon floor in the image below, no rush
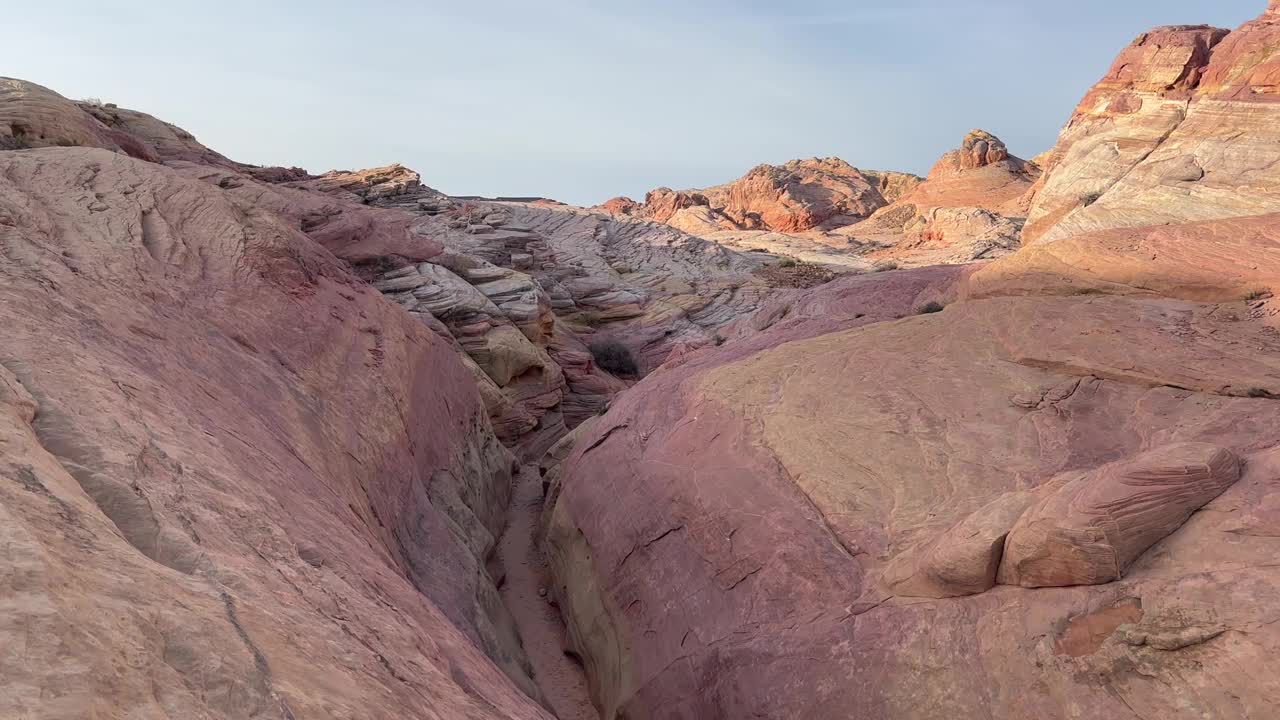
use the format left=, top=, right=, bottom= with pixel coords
left=4, top=3, right=1280, bottom=719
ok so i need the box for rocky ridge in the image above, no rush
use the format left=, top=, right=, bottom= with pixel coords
left=0, top=77, right=775, bottom=719
left=598, top=130, right=1037, bottom=270
left=1025, top=9, right=1280, bottom=243
left=541, top=4, right=1280, bottom=719
left=6, top=3, right=1280, bottom=719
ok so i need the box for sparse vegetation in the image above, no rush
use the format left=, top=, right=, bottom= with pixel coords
left=917, top=301, right=945, bottom=314
left=1081, top=192, right=1103, bottom=207
left=1244, top=288, right=1272, bottom=302
left=1247, top=387, right=1272, bottom=399
left=590, top=338, right=639, bottom=377
left=872, top=261, right=899, bottom=273
left=755, top=259, right=837, bottom=289
left=713, top=334, right=726, bottom=346
left=80, top=97, right=105, bottom=107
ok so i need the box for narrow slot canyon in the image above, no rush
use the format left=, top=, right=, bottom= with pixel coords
left=495, top=464, right=598, bottom=720
left=6, top=3, right=1280, bottom=716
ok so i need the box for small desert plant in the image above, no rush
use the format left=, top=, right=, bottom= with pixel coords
left=778, top=257, right=798, bottom=268
left=872, top=261, right=899, bottom=273
left=1247, top=387, right=1272, bottom=399
left=1244, top=288, right=1272, bottom=302
left=1081, top=192, right=1102, bottom=207
left=917, top=301, right=945, bottom=314
left=80, top=97, right=105, bottom=107
left=713, top=334, right=726, bottom=346
left=590, top=338, right=639, bottom=377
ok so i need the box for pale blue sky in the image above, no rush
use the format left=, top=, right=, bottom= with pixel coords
left=2, top=1, right=1262, bottom=204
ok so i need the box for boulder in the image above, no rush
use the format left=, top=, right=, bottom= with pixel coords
left=999, top=443, right=1241, bottom=587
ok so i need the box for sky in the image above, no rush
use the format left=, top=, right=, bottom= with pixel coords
left=1, top=0, right=1264, bottom=205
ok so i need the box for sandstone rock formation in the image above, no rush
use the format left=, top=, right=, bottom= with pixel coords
left=594, top=133, right=1031, bottom=271
left=1024, top=11, right=1280, bottom=243
left=881, top=491, right=1035, bottom=598
left=0, top=76, right=779, bottom=719
left=703, top=157, right=890, bottom=231
left=839, top=129, right=1037, bottom=265
left=547, top=289, right=1280, bottom=719
left=602, top=157, right=908, bottom=234
left=11, top=2, right=1280, bottom=718
left=0, top=146, right=552, bottom=718
left=1000, top=443, right=1242, bottom=587
left=967, top=210, right=1280, bottom=301
left=537, top=8, right=1280, bottom=717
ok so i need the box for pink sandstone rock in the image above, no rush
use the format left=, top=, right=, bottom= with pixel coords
left=547, top=285, right=1280, bottom=719
left=0, top=146, right=551, bottom=719
left=999, top=443, right=1242, bottom=588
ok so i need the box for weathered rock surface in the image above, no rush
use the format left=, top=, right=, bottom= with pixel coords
left=904, top=129, right=1036, bottom=215
left=294, top=163, right=441, bottom=205
left=8, top=76, right=786, bottom=462
left=1000, top=443, right=1241, bottom=588
left=594, top=134, right=1029, bottom=271
left=0, top=147, right=551, bottom=718
left=834, top=130, right=1036, bottom=266
left=12, top=3, right=1280, bottom=717
left=882, top=491, right=1034, bottom=598
left=605, top=157, right=900, bottom=234
left=966, top=210, right=1280, bottom=301
left=861, top=169, right=924, bottom=205
left=703, top=157, right=890, bottom=231
left=1025, top=10, right=1280, bottom=243
left=547, top=286, right=1280, bottom=719
left=881, top=205, right=1022, bottom=264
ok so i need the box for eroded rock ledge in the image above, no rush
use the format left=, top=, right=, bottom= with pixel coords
left=887, top=442, right=1242, bottom=598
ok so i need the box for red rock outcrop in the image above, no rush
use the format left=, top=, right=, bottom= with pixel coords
left=546, top=287, right=1280, bottom=719
left=846, top=130, right=1036, bottom=266
left=874, top=129, right=1036, bottom=219
left=296, top=163, right=437, bottom=205
left=606, top=157, right=899, bottom=234
left=595, top=195, right=641, bottom=215
left=927, top=128, right=1012, bottom=175
left=0, top=147, right=551, bottom=718
left=862, top=168, right=923, bottom=204
left=1024, top=10, right=1280, bottom=243
left=706, top=157, right=889, bottom=231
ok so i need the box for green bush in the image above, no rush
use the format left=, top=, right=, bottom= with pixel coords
left=590, top=338, right=638, bottom=377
